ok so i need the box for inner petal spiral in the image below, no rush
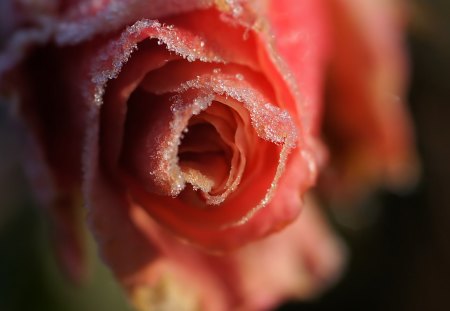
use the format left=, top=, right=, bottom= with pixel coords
left=122, top=84, right=254, bottom=205
left=178, top=121, right=230, bottom=195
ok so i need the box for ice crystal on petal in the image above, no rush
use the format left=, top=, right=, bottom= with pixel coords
left=156, top=92, right=216, bottom=196
left=175, top=74, right=297, bottom=148
left=89, top=19, right=225, bottom=108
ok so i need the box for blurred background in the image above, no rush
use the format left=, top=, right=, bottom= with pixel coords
left=0, top=0, right=449, bottom=310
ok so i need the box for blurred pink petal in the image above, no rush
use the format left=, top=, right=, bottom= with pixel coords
left=320, top=0, right=418, bottom=199
left=122, top=197, right=345, bottom=311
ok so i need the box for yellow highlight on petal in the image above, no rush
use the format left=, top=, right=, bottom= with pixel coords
left=131, top=274, right=201, bottom=311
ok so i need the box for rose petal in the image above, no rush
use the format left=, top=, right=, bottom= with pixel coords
left=55, top=0, right=215, bottom=44
left=266, top=0, right=331, bottom=135
left=121, top=196, right=345, bottom=311
left=320, top=0, right=418, bottom=198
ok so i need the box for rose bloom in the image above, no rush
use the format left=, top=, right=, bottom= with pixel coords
left=0, top=0, right=416, bottom=310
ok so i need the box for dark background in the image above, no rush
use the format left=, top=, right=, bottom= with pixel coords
left=1, top=1, right=449, bottom=310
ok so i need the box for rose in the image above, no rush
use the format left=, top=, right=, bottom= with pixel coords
left=86, top=9, right=309, bottom=251
left=0, top=0, right=416, bottom=310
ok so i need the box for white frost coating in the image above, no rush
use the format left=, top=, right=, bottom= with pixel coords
left=176, top=74, right=297, bottom=149
left=153, top=92, right=216, bottom=197
left=90, top=18, right=225, bottom=100
left=169, top=92, right=248, bottom=206
left=56, top=0, right=214, bottom=45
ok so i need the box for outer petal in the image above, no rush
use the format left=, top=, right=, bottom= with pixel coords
left=266, top=0, right=331, bottom=136
left=123, top=197, right=345, bottom=311
left=55, top=0, right=215, bottom=44
left=320, top=0, right=418, bottom=198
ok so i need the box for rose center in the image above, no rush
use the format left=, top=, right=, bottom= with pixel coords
left=178, top=118, right=231, bottom=195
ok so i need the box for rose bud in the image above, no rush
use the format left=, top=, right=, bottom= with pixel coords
left=0, top=0, right=415, bottom=310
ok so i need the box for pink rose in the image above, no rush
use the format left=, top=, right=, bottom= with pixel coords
left=0, top=0, right=416, bottom=310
